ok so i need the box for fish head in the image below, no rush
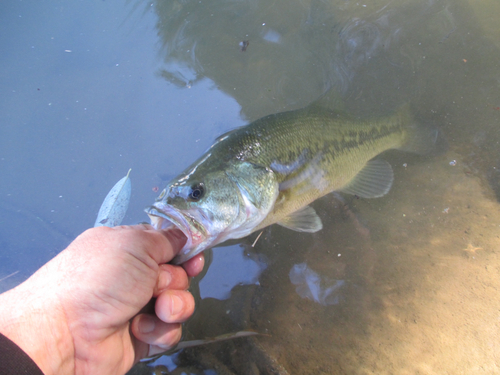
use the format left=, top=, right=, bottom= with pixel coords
left=145, top=161, right=279, bottom=264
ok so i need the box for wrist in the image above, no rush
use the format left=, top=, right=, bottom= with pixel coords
left=0, top=274, right=74, bottom=375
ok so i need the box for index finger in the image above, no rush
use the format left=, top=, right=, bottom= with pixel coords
left=149, top=227, right=188, bottom=265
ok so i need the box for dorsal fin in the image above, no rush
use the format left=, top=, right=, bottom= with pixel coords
left=212, top=126, right=243, bottom=144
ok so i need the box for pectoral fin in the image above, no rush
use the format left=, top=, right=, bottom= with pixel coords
left=340, top=159, right=394, bottom=198
left=277, top=206, right=323, bottom=233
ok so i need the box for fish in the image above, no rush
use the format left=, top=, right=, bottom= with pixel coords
left=145, top=104, right=434, bottom=264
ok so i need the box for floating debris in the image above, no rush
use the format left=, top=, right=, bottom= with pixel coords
left=239, top=40, right=250, bottom=52
left=143, top=330, right=261, bottom=361
left=94, top=169, right=132, bottom=227
left=0, top=270, right=19, bottom=283
left=251, top=231, right=263, bottom=247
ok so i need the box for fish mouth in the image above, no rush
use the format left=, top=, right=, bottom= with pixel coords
left=144, top=203, right=210, bottom=264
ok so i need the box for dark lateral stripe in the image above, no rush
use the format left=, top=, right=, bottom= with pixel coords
left=322, top=127, right=399, bottom=155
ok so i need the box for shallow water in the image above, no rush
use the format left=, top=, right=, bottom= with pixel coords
left=1, top=0, right=500, bottom=373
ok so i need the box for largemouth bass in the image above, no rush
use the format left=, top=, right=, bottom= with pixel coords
left=146, top=105, right=433, bottom=264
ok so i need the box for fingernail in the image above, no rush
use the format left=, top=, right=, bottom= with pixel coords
left=139, top=315, right=155, bottom=334
left=169, top=295, right=184, bottom=316
left=159, top=268, right=172, bottom=288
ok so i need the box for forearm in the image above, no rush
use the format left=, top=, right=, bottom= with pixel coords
left=0, top=272, right=74, bottom=375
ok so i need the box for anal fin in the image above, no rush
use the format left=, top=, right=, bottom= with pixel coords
left=340, top=159, right=394, bottom=198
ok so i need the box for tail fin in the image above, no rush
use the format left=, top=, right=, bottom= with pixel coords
left=398, top=105, right=438, bottom=155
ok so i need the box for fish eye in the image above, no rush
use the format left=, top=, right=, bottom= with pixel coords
left=188, top=183, right=204, bottom=201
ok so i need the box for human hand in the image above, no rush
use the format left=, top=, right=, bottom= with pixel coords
left=0, top=224, right=204, bottom=375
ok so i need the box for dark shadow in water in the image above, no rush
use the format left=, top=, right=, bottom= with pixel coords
left=149, top=0, right=500, bottom=196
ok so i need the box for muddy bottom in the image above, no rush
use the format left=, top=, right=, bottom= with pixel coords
left=248, top=149, right=500, bottom=374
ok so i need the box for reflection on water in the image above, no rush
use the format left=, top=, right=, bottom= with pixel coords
left=199, top=245, right=267, bottom=300
left=150, top=0, right=478, bottom=118
left=289, top=263, right=345, bottom=306
left=131, top=0, right=500, bottom=373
